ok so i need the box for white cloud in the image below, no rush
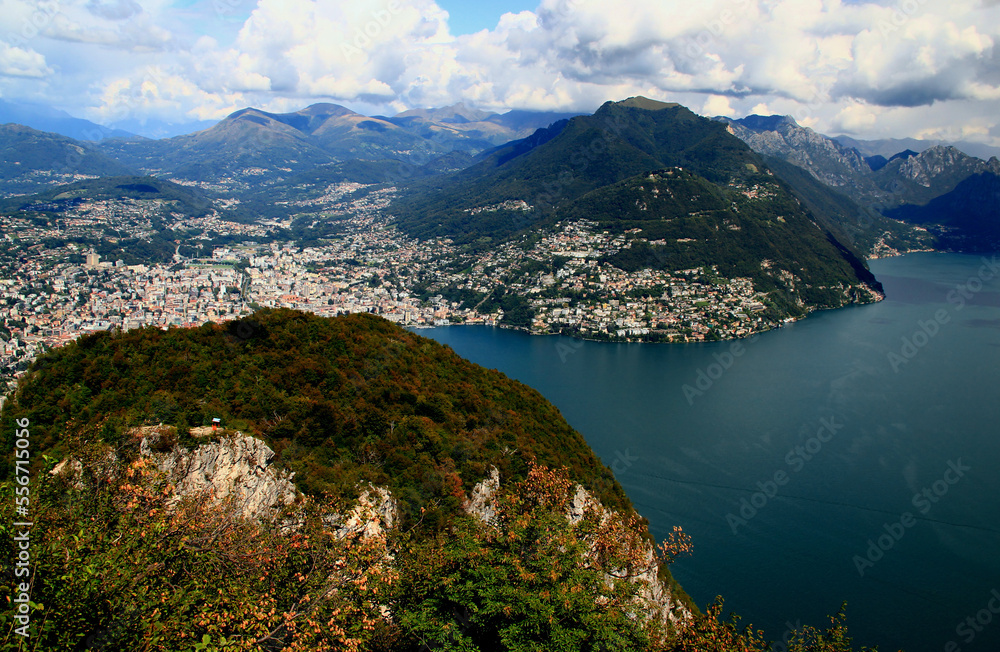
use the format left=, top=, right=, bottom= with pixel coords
left=86, top=0, right=143, bottom=21
left=0, top=0, right=997, bottom=143
left=703, top=94, right=735, bottom=117
left=830, top=102, right=879, bottom=134
left=0, top=43, right=52, bottom=78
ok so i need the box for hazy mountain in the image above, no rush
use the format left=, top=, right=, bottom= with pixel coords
left=0, top=124, right=136, bottom=196
left=95, top=107, right=341, bottom=187
left=93, top=103, right=472, bottom=186
left=721, top=115, right=1000, bottom=251
left=105, top=116, right=218, bottom=139
left=383, top=102, right=584, bottom=152
left=0, top=99, right=136, bottom=141
left=392, top=101, right=495, bottom=123
left=290, top=103, right=451, bottom=161
left=833, top=134, right=1000, bottom=162
left=86, top=102, right=579, bottom=189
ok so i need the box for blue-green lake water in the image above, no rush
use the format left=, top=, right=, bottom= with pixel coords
left=414, top=252, right=1000, bottom=652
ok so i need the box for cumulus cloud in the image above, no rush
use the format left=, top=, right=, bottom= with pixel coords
left=90, top=65, right=249, bottom=123
left=0, top=0, right=998, bottom=144
left=0, top=43, right=53, bottom=78
left=46, top=11, right=173, bottom=50
left=703, top=94, right=736, bottom=116
left=832, top=13, right=997, bottom=106
left=86, top=0, right=143, bottom=21
left=830, top=102, right=880, bottom=133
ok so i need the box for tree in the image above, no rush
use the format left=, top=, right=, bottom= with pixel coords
left=392, top=464, right=672, bottom=651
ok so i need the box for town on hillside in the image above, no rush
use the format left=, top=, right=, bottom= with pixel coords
left=2, top=182, right=797, bottom=394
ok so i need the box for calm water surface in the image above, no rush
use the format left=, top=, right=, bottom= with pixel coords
left=415, top=252, right=1000, bottom=652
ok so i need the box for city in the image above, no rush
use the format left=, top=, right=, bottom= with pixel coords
left=1, top=180, right=788, bottom=394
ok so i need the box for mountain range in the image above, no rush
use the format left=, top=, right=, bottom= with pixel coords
left=1, top=96, right=997, bottom=258
left=718, top=115, right=1000, bottom=252
left=0, top=98, right=136, bottom=141
left=832, top=133, right=1000, bottom=162
left=88, top=102, right=582, bottom=186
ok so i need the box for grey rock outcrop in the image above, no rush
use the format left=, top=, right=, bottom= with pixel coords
left=462, top=466, right=500, bottom=523
left=720, top=115, right=870, bottom=188
left=462, top=467, right=692, bottom=628
left=140, top=431, right=298, bottom=520
left=324, top=485, right=398, bottom=540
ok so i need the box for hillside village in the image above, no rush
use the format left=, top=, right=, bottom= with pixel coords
left=2, top=182, right=794, bottom=394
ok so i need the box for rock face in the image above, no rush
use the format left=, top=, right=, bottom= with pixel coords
left=463, top=467, right=692, bottom=628
left=721, top=116, right=870, bottom=188
left=140, top=431, right=298, bottom=520
left=720, top=116, right=998, bottom=208
left=325, top=485, right=398, bottom=540
left=54, top=434, right=690, bottom=634
left=462, top=466, right=500, bottom=523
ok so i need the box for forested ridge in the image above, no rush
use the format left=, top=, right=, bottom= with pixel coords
left=0, top=310, right=885, bottom=651
left=1, top=309, right=632, bottom=523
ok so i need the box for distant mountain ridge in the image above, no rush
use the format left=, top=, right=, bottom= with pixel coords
left=718, top=114, right=1000, bottom=252
left=0, top=98, right=136, bottom=141
left=87, top=102, right=581, bottom=187
left=4, top=96, right=997, bottom=252
left=833, top=134, right=1000, bottom=162
left=0, top=124, right=136, bottom=195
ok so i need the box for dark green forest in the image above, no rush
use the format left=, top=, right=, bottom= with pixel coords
left=0, top=309, right=631, bottom=525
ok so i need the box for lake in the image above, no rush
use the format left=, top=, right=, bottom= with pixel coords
left=414, top=252, right=1000, bottom=652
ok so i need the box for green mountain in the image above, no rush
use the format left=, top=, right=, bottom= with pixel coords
left=886, top=170, right=1000, bottom=250
left=0, top=124, right=135, bottom=195
left=393, top=98, right=884, bottom=315
left=2, top=309, right=630, bottom=517
left=758, top=155, right=935, bottom=256
left=0, top=175, right=215, bottom=217
left=0, top=309, right=686, bottom=648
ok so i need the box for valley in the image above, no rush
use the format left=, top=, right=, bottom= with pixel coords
left=11, top=96, right=953, bottom=394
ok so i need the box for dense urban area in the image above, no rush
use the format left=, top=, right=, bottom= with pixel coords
left=1, top=181, right=793, bottom=394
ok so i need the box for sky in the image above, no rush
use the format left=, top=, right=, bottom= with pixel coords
left=1, top=0, right=999, bottom=144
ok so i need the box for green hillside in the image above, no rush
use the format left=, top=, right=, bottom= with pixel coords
left=0, top=175, right=214, bottom=217
left=555, top=168, right=880, bottom=309
left=0, top=310, right=885, bottom=651
left=0, top=124, right=135, bottom=195
left=760, top=156, right=935, bottom=255
left=1, top=309, right=630, bottom=521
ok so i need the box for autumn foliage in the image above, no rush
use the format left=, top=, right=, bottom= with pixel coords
left=2, top=454, right=882, bottom=651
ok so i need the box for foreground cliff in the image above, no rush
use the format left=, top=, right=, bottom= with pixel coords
left=1, top=309, right=696, bottom=650
left=1, top=310, right=883, bottom=651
